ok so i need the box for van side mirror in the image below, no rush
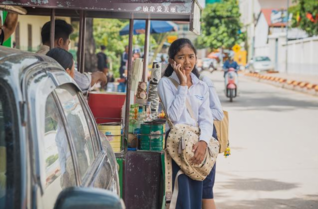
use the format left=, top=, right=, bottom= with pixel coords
left=54, top=187, right=124, bottom=209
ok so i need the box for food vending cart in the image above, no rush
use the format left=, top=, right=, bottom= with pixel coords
left=0, top=0, right=201, bottom=208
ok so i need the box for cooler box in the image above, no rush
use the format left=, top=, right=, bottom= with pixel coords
left=97, top=122, right=122, bottom=153
left=88, top=92, right=126, bottom=123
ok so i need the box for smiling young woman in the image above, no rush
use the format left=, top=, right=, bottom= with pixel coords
left=158, top=38, right=216, bottom=209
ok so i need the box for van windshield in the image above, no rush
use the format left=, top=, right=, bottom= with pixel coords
left=255, top=56, right=270, bottom=62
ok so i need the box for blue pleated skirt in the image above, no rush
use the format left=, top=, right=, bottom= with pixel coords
left=202, top=126, right=218, bottom=199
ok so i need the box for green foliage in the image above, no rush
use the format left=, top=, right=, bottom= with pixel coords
left=289, top=0, right=318, bottom=36
left=45, top=117, right=57, bottom=133
left=195, top=0, right=245, bottom=50
left=46, top=154, right=59, bottom=167
left=93, top=19, right=157, bottom=78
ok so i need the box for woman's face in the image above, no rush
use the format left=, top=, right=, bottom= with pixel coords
left=66, top=61, right=75, bottom=78
left=171, top=45, right=197, bottom=74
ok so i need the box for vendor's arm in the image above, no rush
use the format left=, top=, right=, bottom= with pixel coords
left=198, top=84, right=214, bottom=144
left=1, top=12, right=18, bottom=42
left=74, top=70, right=91, bottom=91
left=201, top=76, right=224, bottom=121
left=91, top=71, right=107, bottom=88
left=158, top=77, right=187, bottom=123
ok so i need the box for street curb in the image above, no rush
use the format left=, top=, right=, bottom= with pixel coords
left=244, top=73, right=318, bottom=96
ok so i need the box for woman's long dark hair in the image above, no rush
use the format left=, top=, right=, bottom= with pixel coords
left=163, top=38, right=200, bottom=78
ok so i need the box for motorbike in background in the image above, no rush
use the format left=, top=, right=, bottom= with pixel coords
left=224, top=68, right=238, bottom=102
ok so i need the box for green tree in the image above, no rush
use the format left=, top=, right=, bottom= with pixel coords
left=46, top=154, right=59, bottom=167
left=195, top=0, right=245, bottom=50
left=70, top=18, right=160, bottom=78
left=93, top=19, right=157, bottom=78
left=289, top=0, right=318, bottom=36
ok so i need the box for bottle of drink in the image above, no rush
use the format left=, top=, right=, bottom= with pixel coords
left=134, top=106, right=143, bottom=129
left=129, top=104, right=136, bottom=133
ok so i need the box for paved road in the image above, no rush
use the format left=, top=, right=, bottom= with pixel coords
left=201, top=70, right=318, bottom=209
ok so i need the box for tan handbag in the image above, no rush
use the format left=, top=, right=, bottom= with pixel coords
left=214, top=111, right=229, bottom=153
left=161, top=78, right=219, bottom=209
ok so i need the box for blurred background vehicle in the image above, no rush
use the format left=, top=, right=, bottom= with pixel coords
left=249, top=56, right=274, bottom=73
left=202, top=58, right=217, bottom=72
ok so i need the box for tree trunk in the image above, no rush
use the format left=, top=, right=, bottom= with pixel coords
left=84, top=18, right=97, bottom=72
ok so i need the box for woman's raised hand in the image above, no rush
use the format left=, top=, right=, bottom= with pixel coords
left=170, top=60, right=187, bottom=86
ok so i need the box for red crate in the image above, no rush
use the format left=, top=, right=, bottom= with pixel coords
left=88, top=92, right=126, bottom=123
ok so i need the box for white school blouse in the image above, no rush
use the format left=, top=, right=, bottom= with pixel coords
left=201, top=76, right=224, bottom=121
left=158, top=71, right=213, bottom=144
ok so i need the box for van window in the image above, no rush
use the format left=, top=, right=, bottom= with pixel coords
left=55, top=85, right=95, bottom=179
left=42, top=93, right=76, bottom=208
left=0, top=83, right=16, bottom=209
left=80, top=95, right=100, bottom=156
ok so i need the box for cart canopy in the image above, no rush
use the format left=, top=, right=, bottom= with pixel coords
left=0, top=0, right=194, bottom=20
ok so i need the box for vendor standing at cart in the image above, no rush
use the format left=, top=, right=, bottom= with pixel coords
left=37, top=19, right=107, bottom=92
left=119, top=45, right=128, bottom=79
left=97, top=45, right=109, bottom=75
left=200, top=75, right=224, bottom=209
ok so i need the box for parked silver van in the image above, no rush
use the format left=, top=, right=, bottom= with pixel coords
left=0, top=47, right=123, bottom=209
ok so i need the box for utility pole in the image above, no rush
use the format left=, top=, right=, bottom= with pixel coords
left=285, top=0, right=289, bottom=74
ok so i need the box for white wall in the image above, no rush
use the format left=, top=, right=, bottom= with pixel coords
left=283, top=37, right=318, bottom=75
left=198, top=0, right=205, bottom=8
left=254, top=45, right=269, bottom=57
left=254, top=13, right=268, bottom=47
left=258, top=0, right=294, bottom=9
left=239, top=0, right=261, bottom=26
left=12, top=16, right=71, bottom=52
left=239, top=0, right=296, bottom=61
left=264, top=35, right=318, bottom=75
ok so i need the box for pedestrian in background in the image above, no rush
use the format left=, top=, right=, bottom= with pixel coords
left=223, top=52, right=239, bottom=77
left=97, top=45, right=109, bottom=75
left=201, top=75, right=224, bottom=209
left=119, top=45, right=128, bottom=78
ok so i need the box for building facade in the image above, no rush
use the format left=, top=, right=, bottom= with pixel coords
left=11, top=16, right=71, bottom=52
left=238, top=0, right=294, bottom=60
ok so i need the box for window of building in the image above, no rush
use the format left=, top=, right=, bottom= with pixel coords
left=14, top=22, right=20, bottom=49
left=27, top=24, right=32, bottom=51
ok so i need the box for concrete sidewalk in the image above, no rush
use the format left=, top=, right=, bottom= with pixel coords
left=244, top=71, right=318, bottom=96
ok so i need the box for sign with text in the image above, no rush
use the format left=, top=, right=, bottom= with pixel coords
left=0, top=0, right=193, bottom=14
left=271, top=10, right=289, bottom=24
